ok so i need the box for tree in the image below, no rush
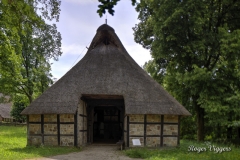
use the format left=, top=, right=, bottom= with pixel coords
left=134, top=0, right=240, bottom=141
left=17, top=22, right=61, bottom=103
left=97, top=0, right=136, bottom=17
left=0, top=0, right=61, bottom=67
left=10, top=94, right=28, bottom=122
left=0, top=0, right=62, bottom=103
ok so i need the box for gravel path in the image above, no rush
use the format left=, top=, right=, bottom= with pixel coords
left=29, top=144, right=142, bottom=160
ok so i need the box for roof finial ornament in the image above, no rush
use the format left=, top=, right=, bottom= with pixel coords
left=105, top=14, right=107, bottom=24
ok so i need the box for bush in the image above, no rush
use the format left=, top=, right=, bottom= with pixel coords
left=10, top=95, right=28, bottom=122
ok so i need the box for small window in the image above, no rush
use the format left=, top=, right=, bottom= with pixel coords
left=103, top=38, right=110, bottom=45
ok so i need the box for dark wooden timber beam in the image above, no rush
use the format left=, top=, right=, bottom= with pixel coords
left=178, top=116, right=181, bottom=145
left=127, top=116, right=129, bottom=147
left=41, top=114, right=44, bottom=144
left=74, top=112, right=78, bottom=146
left=144, top=115, right=146, bottom=146
left=160, top=115, right=164, bottom=147
left=27, top=115, right=29, bottom=145
left=83, top=99, right=124, bottom=107
left=57, top=114, right=60, bottom=145
left=81, top=94, right=123, bottom=100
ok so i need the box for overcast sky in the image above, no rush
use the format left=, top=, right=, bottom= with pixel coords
left=51, top=0, right=151, bottom=79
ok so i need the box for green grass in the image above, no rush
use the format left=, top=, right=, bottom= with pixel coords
left=124, top=140, right=240, bottom=160
left=2, top=125, right=240, bottom=160
left=0, top=125, right=80, bottom=160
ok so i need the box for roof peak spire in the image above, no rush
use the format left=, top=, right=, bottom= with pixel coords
left=97, top=24, right=114, bottom=32
left=105, top=14, right=107, bottom=24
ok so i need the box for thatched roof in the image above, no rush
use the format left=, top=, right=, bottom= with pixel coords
left=0, top=93, right=13, bottom=119
left=0, top=103, right=12, bottom=119
left=21, top=24, right=191, bottom=116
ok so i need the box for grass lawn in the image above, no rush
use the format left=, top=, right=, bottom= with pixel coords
left=124, top=140, right=240, bottom=160
left=1, top=125, right=240, bottom=160
left=0, top=125, right=80, bottom=160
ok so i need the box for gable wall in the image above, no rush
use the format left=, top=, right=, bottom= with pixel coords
left=126, top=114, right=179, bottom=147
left=27, top=114, right=76, bottom=146
left=27, top=112, right=179, bottom=148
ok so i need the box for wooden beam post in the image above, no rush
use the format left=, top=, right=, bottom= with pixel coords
left=57, top=114, right=60, bottom=145
left=74, top=112, right=78, bottom=146
left=178, top=116, right=181, bottom=145
left=160, top=115, right=164, bottom=147
left=144, top=115, right=146, bottom=146
left=41, top=114, right=44, bottom=144
left=127, top=116, right=129, bottom=147
left=27, top=115, right=29, bottom=146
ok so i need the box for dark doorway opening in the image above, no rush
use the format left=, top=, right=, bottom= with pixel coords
left=81, top=95, right=124, bottom=144
left=93, top=106, right=123, bottom=143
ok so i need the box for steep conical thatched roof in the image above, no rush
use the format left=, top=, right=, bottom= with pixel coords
left=21, top=24, right=191, bottom=116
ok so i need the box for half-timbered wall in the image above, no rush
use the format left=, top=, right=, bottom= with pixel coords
left=27, top=113, right=77, bottom=146
left=126, top=114, right=180, bottom=147
left=1, top=117, right=14, bottom=122
left=28, top=113, right=179, bottom=147
left=78, top=100, right=87, bottom=146
left=163, top=115, right=179, bottom=146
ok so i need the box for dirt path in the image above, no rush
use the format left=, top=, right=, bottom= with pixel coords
left=30, top=144, right=142, bottom=160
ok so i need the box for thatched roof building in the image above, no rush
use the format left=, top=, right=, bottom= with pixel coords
left=0, top=103, right=12, bottom=119
left=21, top=24, right=191, bottom=147
left=21, top=24, right=190, bottom=116
left=0, top=93, right=13, bottom=122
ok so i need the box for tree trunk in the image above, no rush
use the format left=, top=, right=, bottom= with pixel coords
left=227, top=112, right=233, bottom=140
left=238, top=128, right=240, bottom=144
left=197, top=106, right=205, bottom=141
left=217, top=124, right=221, bottom=139
left=193, top=96, right=205, bottom=141
left=27, top=94, right=33, bottom=103
left=227, top=127, right=232, bottom=140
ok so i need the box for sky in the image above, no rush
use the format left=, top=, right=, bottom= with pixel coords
left=50, top=0, right=151, bottom=80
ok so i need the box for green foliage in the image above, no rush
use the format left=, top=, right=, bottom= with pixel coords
left=97, top=0, right=120, bottom=17
left=0, top=0, right=62, bottom=103
left=10, top=94, right=28, bottom=122
left=143, top=60, right=164, bottom=85
left=133, top=0, right=240, bottom=142
left=124, top=140, right=240, bottom=160
left=0, top=125, right=80, bottom=160
left=97, top=0, right=137, bottom=17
